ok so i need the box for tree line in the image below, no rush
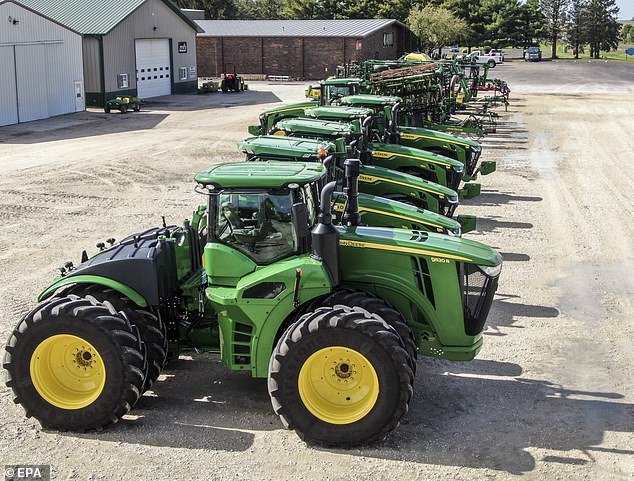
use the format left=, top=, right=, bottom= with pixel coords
left=177, top=0, right=625, bottom=58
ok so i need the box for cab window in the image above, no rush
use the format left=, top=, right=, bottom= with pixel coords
left=216, top=191, right=297, bottom=264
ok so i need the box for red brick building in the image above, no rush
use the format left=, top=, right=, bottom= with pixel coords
left=195, top=19, right=416, bottom=80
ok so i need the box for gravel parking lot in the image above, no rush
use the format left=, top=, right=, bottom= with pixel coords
left=0, top=61, right=632, bottom=481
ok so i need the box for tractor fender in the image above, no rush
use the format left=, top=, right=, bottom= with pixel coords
left=38, top=275, right=148, bottom=307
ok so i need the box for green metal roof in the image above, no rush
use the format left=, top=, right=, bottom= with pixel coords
left=307, top=106, right=373, bottom=120
left=14, top=0, right=201, bottom=35
left=195, top=161, right=327, bottom=188
left=275, top=118, right=360, bottom=137
left=239, top=136, right=336, bottom=160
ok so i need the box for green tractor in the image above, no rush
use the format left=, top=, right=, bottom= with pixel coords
left=264, top=118, right=458, bottom=217
left=221, top=63, right=246, bottom=93
left=249, top=104, right=478, bottom=198
left=336, top=95, right=496, bottom=182
left=238, top=135, right=469, bottom=234
left=4, top=161, right=502, bottom=446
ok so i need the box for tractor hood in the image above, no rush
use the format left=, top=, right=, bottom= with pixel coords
left=334, top=193, right=462, bottom=235
left=239, top=136, right=335, bottom=160
left=399, top=126, right=481, bottom=150
left=338, top=94, right=402, bottom=107
left=368, top=142, right=464, bottom=170
left=275, top=118, right=361, bottom=137
left=360, top=164, right=459, bottom=201
left=259, top=101, right=317, bottom=116
left=321, top=77, right=364, bottom=85
left=339, top=226, right=503, bottom=267
left=306, top=106, right=373, bottom=120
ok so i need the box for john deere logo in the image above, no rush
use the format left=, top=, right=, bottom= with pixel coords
left=372, top=151, right=391, bottom=159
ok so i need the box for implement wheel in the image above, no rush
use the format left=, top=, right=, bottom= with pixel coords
left=269, top=305, right=413, bottom=447
left=3, top=295, right=145, bottom=431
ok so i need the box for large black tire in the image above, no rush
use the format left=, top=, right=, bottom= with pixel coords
left=63, top=285, right=168, bottom=392
left=318, top=289, right=417, bottom=375
left=3, top=295, right=145, bottom=431
left=120, top=105, right=128, bottom=114
left=268, top=305, right=413, bottom=447
left=104, top=106, right=111, bottom=113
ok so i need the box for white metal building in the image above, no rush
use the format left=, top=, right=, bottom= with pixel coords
left=0, top=0, right=84, bottom=126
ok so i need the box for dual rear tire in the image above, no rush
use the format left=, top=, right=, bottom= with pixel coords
left=3, top=289, right=167, bottom=431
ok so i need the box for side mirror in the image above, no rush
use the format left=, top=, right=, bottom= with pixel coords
left=292, top=202, right=309, bottom=249
left=459, top=182, right=481, bottom=200
left=479, top=161, right=497, bottom=176
left=247, top=125, right=260, bottom=136
left=456, top=215, right=477, bottom=234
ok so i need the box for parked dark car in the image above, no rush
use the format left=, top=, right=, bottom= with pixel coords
left=526, top=47, right=542, bottom=62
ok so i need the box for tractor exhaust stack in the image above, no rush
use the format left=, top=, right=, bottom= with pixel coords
left=312, top=181, right=340, bottom=287
left=343, top=159, right=361, bottom=226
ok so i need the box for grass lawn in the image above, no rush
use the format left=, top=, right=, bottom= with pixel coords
left=540, top=43, right=634, bottom=62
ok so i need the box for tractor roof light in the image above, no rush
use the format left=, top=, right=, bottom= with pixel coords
left=317, top=147, right=328, bottom=158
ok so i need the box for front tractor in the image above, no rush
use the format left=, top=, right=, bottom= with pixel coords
left=4, top=161, right=502, bottom=446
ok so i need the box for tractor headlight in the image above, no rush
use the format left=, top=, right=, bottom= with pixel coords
left=453, top=164, right=464, bottom=175
left=449, top=226, right=462, bottom=237
left=478, top=263, right=502, bottom=278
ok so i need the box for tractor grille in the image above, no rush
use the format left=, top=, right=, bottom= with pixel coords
left=466, top=148, right=481, bottom=176
left=445, top=169, right=462, bottom=192
left=440, top=202, right=458, bottom=218
left=460, top=263, right=499, bottom=335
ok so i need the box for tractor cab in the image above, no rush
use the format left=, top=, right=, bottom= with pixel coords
left=195, top=162, right=325, bottom=276
left=305, top=78, right=364, bottom=105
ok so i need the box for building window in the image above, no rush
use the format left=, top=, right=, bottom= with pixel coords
left=383, top=32, right=394, bottom=48
left=117, top=73, right=129, bottom=89
left=179, top=67, right=188, bottom=80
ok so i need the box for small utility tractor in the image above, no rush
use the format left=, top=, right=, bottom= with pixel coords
left=4, top=161, right=502, bottom=446
left=221, top=63, right=246, bottom=93
left=104, top=96, right=142, bottom=114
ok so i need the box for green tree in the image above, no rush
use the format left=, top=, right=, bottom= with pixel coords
left=408, top=4, right=468, bottom=55
left=623, top=24, right=634, bottom=44
left=514, top=0, right=546, bottom=48
left=540, top=0, right=570, bottom=58
left=280, top=0, right=320, bottom=19
left=442, top=0, right=488, bottom=49
left=585, top=0, right=621, bottom=58
left=566, top=0, right=588, bottom=58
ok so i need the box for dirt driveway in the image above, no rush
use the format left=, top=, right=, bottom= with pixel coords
left=0, top=64, right=632, bottom=480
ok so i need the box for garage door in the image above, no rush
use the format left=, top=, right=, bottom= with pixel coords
left=15, top=44, right=49, bottom=123
left=0, top=46, right=18, bottom=127
left=135, top=39, right=171, bottom=98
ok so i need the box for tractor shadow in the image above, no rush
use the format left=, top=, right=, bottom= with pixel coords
left=463, top=190, right=543, bottom=207
left=143, top=89, right=283, bottom=112
left=0, top=111, right=169, bottom=145
left=57, top=350, right=634, bottom=474
left=484, top=293, right=560, bottom=335
left=349, top=364, right=634, bottom=475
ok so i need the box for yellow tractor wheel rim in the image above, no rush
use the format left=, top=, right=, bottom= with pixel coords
left=30, top=334, right=106, bottom=410
left=298, top=346, right=379, bottom=424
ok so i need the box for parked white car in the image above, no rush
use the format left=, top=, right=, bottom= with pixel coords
left=463, top=50, right=504, bottom=67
